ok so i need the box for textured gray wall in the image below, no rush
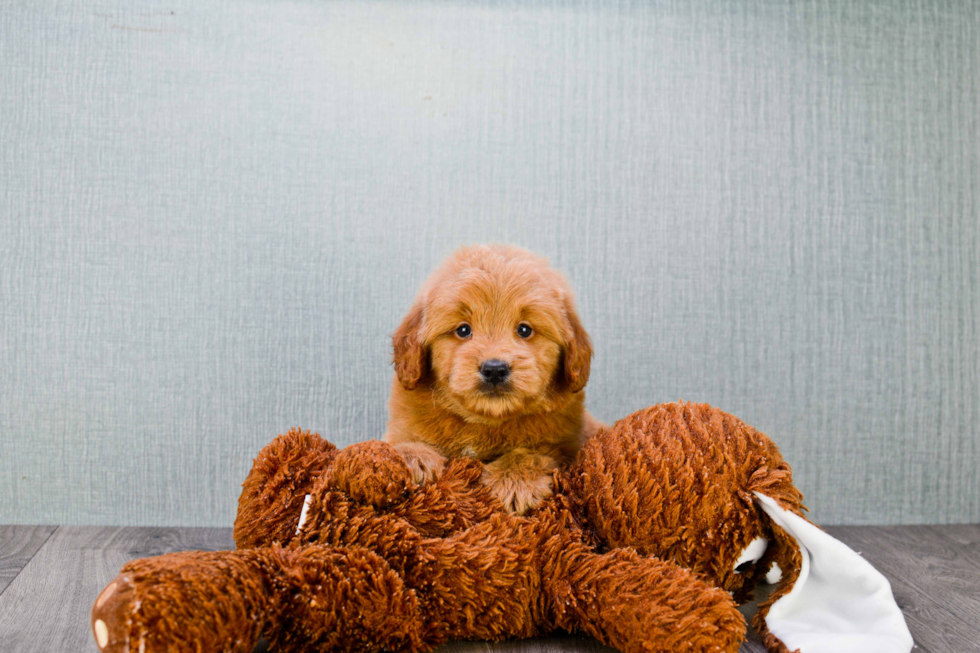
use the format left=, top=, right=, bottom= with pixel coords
left=1, top=0, right=978, bottom=527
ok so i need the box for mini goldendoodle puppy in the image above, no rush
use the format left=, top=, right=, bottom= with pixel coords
left=384, top=244, right=603, bottom=514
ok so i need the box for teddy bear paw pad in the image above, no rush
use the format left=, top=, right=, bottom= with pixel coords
left=91, top=575, right=137, bottom=652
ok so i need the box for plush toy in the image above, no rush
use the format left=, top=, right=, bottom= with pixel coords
left=91, top=402, right=913, bottom=653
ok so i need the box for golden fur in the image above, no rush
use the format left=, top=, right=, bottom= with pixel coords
left=384, top=244, right=602, bottom=514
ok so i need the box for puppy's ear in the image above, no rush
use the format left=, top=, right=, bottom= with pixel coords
left=562, top=297, right=593, bottom=393
left=392, top=301, right=427, bottom=390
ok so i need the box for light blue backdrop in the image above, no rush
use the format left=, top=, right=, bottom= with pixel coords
left=1, top=0, right=977, bottom=526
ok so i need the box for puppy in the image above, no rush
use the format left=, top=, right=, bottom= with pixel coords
left=383, top=244, right=603, bottom=515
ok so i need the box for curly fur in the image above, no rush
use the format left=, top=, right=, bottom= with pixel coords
left=91, top=402, right=816, bottom=653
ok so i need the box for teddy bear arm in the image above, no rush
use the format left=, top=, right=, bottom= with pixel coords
left=234, top=428, right=337, bottom=549
left=390, top=457, right=501, bottom=536
left=314, top=440, right=501, bottom=539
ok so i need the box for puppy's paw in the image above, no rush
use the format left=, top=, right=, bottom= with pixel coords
left=391, top=441, right=447, bottom=484
left=481, top=450, right=557, bottom=515
left=483, top=471, right=554, bottom=515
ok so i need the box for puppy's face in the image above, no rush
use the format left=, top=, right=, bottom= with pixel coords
left=426, top=278, right=565, bottom=420
left=392, top=246, right=592, bottom=423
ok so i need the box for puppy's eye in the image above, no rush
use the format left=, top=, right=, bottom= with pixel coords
left=516, top=323, right=533, bottom=339
left=455, top=323, right=472, bottom=338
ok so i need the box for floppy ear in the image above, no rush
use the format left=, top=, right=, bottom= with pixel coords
left=562, top=296, right=593, bottom=393
left=751, top=492, right=913, bottom=653
left=392, top=301, right=427, bottom=390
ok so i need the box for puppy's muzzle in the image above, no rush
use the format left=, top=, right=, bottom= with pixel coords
left=479, top=359, right=510, bottom=386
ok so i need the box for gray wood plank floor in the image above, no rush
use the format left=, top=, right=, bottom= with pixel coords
left=0, top=525, right=56, bottom=595
left=0, top=525, right=976, bottom=653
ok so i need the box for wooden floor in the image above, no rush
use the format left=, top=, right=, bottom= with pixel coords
left=0, top=525, right=978, bottom=653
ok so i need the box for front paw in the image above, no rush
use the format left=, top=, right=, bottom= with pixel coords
left=481, top=452, right=555, bottom=515
left=483, top=472, right=553, bottom=515
left=391, top=441, right=447, bottom=484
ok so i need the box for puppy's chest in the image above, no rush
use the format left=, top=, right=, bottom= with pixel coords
left=441, top=423, right=554, bottom=462
left=452, top=432, right=510, bottom=462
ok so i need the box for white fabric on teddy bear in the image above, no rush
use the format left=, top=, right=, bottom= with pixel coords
left=754, top=492, right=913, bottom=653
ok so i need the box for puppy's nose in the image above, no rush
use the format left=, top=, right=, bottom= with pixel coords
left=479, top=359, right=510, bottom=385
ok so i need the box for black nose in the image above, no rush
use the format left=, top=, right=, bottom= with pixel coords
left=479, top=359, right=510, bottom=385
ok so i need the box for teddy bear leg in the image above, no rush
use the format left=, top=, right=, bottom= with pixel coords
left=548, top=547, right=746, bottom=653
left=91, top=549, right=276, bottom=653
left=234, top=428, right=337, bottom=548
left=268, top=544, right=426, bottom=652
left=92, top=544, right=427, bottom=653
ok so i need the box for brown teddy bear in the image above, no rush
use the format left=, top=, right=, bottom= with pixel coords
left=90, top=402, right=912, bottom=653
